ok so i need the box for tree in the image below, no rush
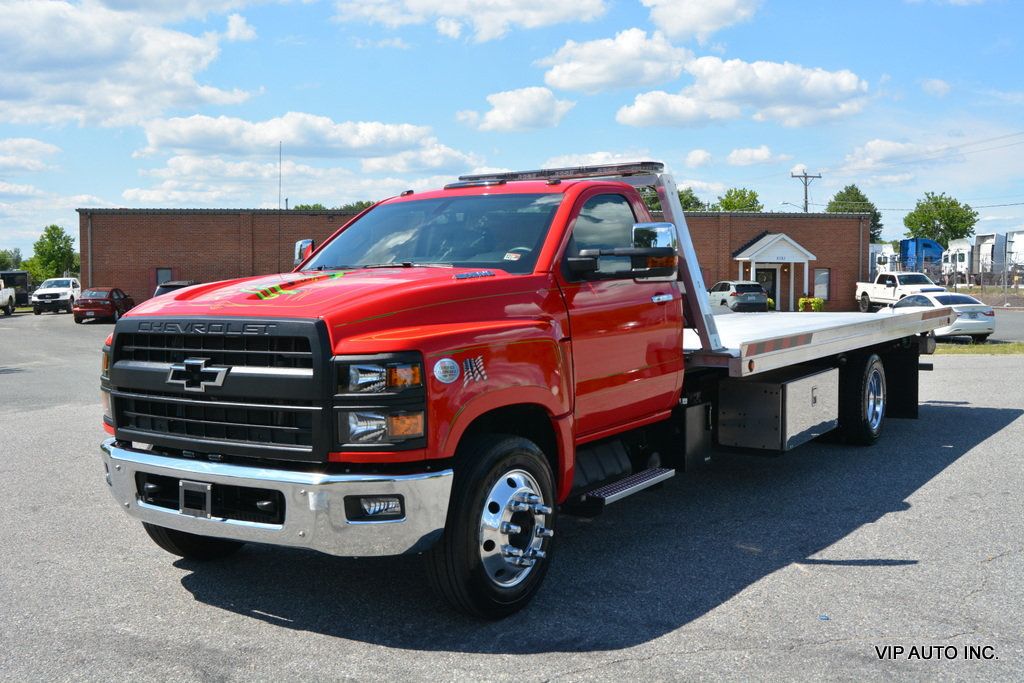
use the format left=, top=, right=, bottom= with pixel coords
left=826, top=184, right=883, bottom=242
left=29, top=224, right=77, bottom=280
left=640, top=186, right=709, bottom=212
left=0, top=248, right=23, bottom=270
left=334, top=200, right=374, bottom=213
left=292, top=203, right=327, bottom=211
left=713, top=188, right=763, bottom=212
left=903, top=192, right=978, bottom=248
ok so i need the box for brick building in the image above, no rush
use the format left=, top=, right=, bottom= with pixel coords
left=77, top=208, right=869, bottom=311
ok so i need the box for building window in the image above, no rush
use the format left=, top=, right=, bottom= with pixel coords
left=814, top=268, right=830, bottom=300
left=156, top=268, right=173, bottom=285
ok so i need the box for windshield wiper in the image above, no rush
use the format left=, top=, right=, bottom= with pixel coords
left=360, top=262, right=453, bottom=269
left=312, top=265, right=357, bottom=271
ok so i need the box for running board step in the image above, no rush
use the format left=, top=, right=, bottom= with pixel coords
left=585, top=467, right=675, bottom=507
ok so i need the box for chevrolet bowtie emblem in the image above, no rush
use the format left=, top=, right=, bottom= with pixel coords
left=166, top=358, right=229, bottom=393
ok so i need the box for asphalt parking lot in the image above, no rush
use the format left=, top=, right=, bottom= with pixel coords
left=2, top=311, right=1022, bottom=680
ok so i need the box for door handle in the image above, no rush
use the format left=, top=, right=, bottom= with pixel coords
left=651, top=293, right=673, bottom=304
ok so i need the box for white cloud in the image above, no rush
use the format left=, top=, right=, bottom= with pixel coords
left=640, top=0, right=760, bottom=42
left=0, top=181, right=45, bottom=199
left=96, top=1, right=260, bottom=22
left=618, top=57, right=868, bottom=127
left=679, top=178, right=726, bottom=195
left=538, top=29, right=689, bottom=94
left=123, top=154, right=455, bottom=205
left=353, top=37, right=411, bottom=49
left=334, top=0, right=607, bottom=42
left=140, top=112, right=434, bottom=157
left=0, top=138, right=61, bottom=172
left=542, top=150, right=652, bottom=168
left=459, top=87, right=574, bottom=132
left=225, top=14, right=257, bottom=41
left=727, top=145, right=790, bottom=166
left=685, top=149, right=712, bottom=167
left=360, top=139, right=482, bottom=173
left=0, top=1, right=250, bottom=126
left=841, top=138, right=949, bottom=172
left=435, top=18, right=462, bottom=39
left=921, top=78, right=950, bottom=97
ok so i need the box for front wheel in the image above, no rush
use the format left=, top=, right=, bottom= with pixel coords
left=839, top=353, right=886, bottom=445
left=426, top=435, right=556, bottom=619
left=33, top=308, right=41, bottom=315
left=66, top=298, right=74, bottom=313
left=859, top=293, right=872, bottom=313
left=2, top=299, right=12, bottom=316
left=142, top=522, right=245, bottom=560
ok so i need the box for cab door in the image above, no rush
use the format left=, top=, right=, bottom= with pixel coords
left=556, top=191, right=683, bottom=439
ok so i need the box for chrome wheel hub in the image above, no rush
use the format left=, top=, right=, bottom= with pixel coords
left=866, top=368, right=885, bottom=430
left=478, top=469, right=553, bottom=588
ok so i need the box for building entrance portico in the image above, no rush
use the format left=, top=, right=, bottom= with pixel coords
left=733, top=233, right=816, bottom=311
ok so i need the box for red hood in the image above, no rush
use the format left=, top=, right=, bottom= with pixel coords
left=129, top=267, right=519, bottom=320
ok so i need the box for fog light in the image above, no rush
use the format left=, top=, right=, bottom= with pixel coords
left=344, top=495, right=405, bottom=521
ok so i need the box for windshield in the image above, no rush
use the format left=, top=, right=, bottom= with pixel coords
left=40, top=279, right=71, bottom=288
left=897, top=274, right=933, bottom=285
left=304, top=194, right=563, bottom=275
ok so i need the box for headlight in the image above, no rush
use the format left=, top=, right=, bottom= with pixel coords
left=342, top=361, right=423, bottom=393
left=341, top=410, right=425, bottom=444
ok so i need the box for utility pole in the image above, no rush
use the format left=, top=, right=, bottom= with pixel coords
left=791, top=170, right=821, bottom=212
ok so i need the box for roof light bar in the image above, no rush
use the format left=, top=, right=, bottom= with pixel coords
left=444, top=179, right=507, bottom=190
left=458, top=161, right=665, bottom=184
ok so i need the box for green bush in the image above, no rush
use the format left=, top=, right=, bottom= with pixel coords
left=766, top=297, right=776, bottom=310
left=798, top=297, right=825, bottom=312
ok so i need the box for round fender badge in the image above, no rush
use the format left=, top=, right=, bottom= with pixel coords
left=433, top=358, right=460, bottom=384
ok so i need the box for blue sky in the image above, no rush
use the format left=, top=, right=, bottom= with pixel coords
left=1, top=0, right=1022, bottom=258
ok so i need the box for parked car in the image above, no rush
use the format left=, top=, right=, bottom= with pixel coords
left=153, top=280, right=199, bottom=298
left=73, top=287, right=135, bottom=323
left=0, top=276, right=14, bottom=316
left=878, top=292, right=994, bottom=343
left=708, top=280, right=769, bottom=312
left=31, top=277, right=81, bottom=314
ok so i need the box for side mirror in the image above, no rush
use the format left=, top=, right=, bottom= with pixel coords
left=294, top=239, right=314, bottom=266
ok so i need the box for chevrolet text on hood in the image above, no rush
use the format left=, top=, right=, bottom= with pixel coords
left=97, top=161, right=951, bottom=618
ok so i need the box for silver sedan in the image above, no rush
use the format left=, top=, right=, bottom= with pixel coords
left=879, top=292, right=995, bottom=343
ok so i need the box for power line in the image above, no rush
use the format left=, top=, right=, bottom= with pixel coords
left=791, top=170, right=821, bottom=212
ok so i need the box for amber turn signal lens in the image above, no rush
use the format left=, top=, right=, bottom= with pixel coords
left=387, top=412, right=424, bottom=439
left=387, top=364, right=423, bottom=389
left=647, top=256, right=677, bottom=269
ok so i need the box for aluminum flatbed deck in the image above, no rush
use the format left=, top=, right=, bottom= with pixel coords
left=684, top=308, right=952, bottom=377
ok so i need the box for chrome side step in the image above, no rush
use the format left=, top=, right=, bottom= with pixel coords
left=584, top=467, right=675, bottom=507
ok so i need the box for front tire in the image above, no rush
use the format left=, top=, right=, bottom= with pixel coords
left=66, top=298, right=74, bottom=313
left=426, top=435, right=556, bottom=619
left=839, top=353, right=886, bottom=445
left=33, top=307, right=41, bottom=315
left=2, top=299, right=12, bottom=316
left=859, top=293, right=872, bottom=313
left=142, top=522, right=245, bottom=561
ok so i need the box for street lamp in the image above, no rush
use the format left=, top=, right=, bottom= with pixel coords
left=780, top=201, right=805, bottom=212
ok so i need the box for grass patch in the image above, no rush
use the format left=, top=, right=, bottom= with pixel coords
left=934, top=341, right=1024, bottom=355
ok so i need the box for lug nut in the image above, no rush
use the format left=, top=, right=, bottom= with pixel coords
left=500, top=522, right=522, bottom=535
left=535, top=526, right=554, bottom=538
left=501, top=545, right=524, bottom=558
left=526, top=548, right=546, bottom=559
left=531, top=504, right=553, bottom=515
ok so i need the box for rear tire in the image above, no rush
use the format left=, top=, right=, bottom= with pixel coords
left=74, top=316, right=83, bottom=324
left=971, top=334, right=989, bottom=344
left=426, top=435, right=556, bottom=619
left=142, top=522, right=245, bottom=561
left=839, top=353, right=886, bottom=445
left=859, top=293, right=872, bottom=313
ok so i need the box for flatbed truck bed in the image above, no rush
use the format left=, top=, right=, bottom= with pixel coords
left=684, top=308, right=951, bottom=377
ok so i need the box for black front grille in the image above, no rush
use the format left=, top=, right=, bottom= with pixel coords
left=38, top=293, right=59, bottom=300
left=135, top=472, right=285, bottom=525
left=117, top=333, right=312, bottom=369
left=118, top=393, right=314, bottom=448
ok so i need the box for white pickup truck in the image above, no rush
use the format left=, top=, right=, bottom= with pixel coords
left=855, top=272, right=945, bottom=312
left=0, top=277, right=14, bottom=316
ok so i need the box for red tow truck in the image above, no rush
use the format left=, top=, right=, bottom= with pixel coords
left=98, top=162, right=951, bottom=617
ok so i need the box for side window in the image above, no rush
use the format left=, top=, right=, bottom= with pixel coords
left=570, top=194, right=636, bottom=274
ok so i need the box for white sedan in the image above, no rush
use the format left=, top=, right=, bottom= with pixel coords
left=879, top=292, right=995, bottom=343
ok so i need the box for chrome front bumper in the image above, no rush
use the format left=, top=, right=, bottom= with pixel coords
left=100, top=439, right=453, bottom=557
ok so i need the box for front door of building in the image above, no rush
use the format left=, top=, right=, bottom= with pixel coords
left=755, top=267, right=777, bottom=305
